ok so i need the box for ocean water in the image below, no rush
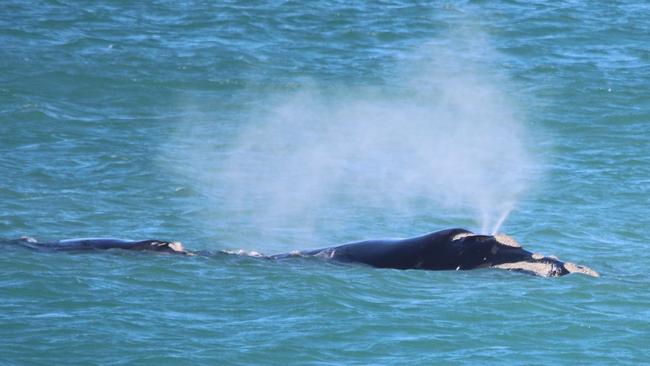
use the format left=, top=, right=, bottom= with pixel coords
left=1, top=0, right=650, bottom=364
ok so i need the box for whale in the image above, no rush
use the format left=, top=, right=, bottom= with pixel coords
left=4, top=237, right=187, bottom=254
left=4, top=228, right=598, bottom=277
left=272, top=228, right=599, bottom=277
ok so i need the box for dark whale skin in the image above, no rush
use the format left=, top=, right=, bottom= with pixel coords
left=275, top=228, right=598, bottom=277
left=4, top=237, right=185, bottom=254
left=288, top=228, right=526, bottom=270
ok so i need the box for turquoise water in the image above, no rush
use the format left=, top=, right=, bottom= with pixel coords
left=2, top=1, right=650, bottom=364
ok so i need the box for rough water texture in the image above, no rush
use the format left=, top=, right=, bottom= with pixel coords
left=1, top=1, right=650, bottom=365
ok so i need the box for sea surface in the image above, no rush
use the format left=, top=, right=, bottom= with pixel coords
left=1, top=1, right=649, bottom=365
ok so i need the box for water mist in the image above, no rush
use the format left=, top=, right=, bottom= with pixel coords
left=166, top=36, right=537, bottom=251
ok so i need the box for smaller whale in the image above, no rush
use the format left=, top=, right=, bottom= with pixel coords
left=4, top=237, right=187, bottom=254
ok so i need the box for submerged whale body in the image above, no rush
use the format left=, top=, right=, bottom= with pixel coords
left=4, top=228, right=598, bottom=277
left=5, top=237, right=186, bottom=254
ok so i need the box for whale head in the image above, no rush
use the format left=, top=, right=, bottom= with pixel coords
left=450, top=233, right=527, bottom=269
left=452, top=231, right=599, bottom=277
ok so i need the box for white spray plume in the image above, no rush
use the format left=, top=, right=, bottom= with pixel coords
left=166, top=32, right=537, bottom=251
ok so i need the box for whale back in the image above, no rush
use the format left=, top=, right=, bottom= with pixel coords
left=323, top=228, right=476, bottom=270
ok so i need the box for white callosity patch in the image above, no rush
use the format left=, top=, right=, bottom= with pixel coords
left=452, top=232, right=475, bottom=241
left=493, top=233, right=522, bottom=248
left=531, top=253, right=545, bottom=260
left=564, top=262, right=600, bottom=277
left=491, top=261, right=562, bottom=277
